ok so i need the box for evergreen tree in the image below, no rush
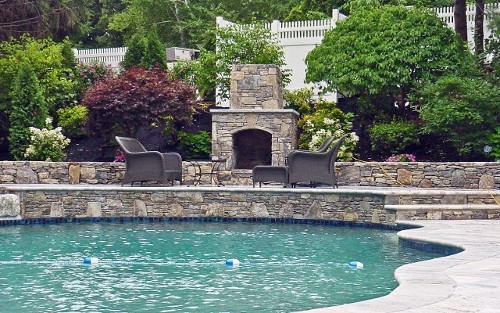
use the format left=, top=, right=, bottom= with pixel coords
left=8, top=64, right=48, bottom=160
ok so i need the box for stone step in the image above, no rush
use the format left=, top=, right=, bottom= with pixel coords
left=385, top=204, right=500, bottom=220
left=385, top=204, right=500, bottom=211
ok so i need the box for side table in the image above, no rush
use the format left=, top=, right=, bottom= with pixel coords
left=188, top=156, right=227, bottom=186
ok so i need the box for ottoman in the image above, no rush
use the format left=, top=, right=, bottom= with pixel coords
left=252, top=165, right=288, bottom=187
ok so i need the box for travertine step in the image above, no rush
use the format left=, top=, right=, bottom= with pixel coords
left=385, top=204, right=500, bottom=220
left=385, top=204, right=500, bottom=211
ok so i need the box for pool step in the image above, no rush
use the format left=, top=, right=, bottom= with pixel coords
left=385, top=204, right=500, bottom=220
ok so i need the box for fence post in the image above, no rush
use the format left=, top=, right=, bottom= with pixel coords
left=332, top=9, right=340, bottom=26
left=271, top=20, right=280, bottom=39
left=216, top=16, right=224, bottom=27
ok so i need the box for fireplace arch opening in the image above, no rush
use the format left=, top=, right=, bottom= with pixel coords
left=233, top=129, right=272, bottom=169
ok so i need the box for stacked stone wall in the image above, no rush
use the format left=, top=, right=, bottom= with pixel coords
left=230, top=64, right=283, bottom=109
left=11, top=188, right=388, bottom=224
left=0, top=161, right=498, bottom=189
left=336, top=162, right=499, bottom=189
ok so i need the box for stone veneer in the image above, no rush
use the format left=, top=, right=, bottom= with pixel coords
left=0, top=161, right=497, bottom=189
left=211, top=110, right=298, bottom=167
left=211, top=64, right=298, bottom=169
left=1, top=186, right=388, bottom=224
left=229, top=64, right=283, bottom=109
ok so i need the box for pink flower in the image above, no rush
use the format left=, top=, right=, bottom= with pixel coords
left=385, top=153, right=416, bottom=162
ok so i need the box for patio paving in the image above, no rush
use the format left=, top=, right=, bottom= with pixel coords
left=298, top=219, right=500, bottom=313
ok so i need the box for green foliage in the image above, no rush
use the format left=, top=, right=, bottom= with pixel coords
left=283, top=88, right=316, bottom=115
left=108, top=0, right=300, bottom=50
left=177, top=131, right=212, bottom=160
left=485, top=11, right=500, bottom=83
left=305, top=6, right=464, bottom=108
left=486, top=127, right=500, bottom=160
left=61, top=38, right=78, bottom=70
left=24, top=118, right=71, bottom=162
left=57, top=105, right=89, bottom=138
left=297, top=100, right=358, bottom=161
left=0, top=35, right=79, bottom=116
left=203, top=24, right=290, bottom=104
left=8, top=64, right=49, bottom=160
left=82, top=67, right=197, bottom=145
left=341, top=0, right=452, bottom=13
left=418, top=75, right=500, bottom=157
left=193, top=51, right=217, bottom=101
left=369, top=119, right=421, bottom=155
left=121, top=34, right=146, bottom=69
left=121, top=30, right=167, bottom=70
left=170, top=60, right=198, bottom=87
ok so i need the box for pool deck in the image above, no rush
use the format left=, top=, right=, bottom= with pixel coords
left=299, top=219, right=500, bottom=313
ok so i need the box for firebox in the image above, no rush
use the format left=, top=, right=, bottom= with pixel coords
left=233, top=129, right=272, bottom=169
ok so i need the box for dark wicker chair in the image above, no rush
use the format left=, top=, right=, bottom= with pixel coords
left=115, top=136, right=182, bottom=186
left=287, top=136, right=345, bottom=188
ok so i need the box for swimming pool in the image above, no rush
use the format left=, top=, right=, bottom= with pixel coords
left=0, top=221, right=442, bottom=313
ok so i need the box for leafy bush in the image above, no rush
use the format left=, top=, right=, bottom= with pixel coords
left=24, top=118, right=70, bottom=162
left=177, top=131, right=211, bottom=160
left=0, top=35, right=79, bottom=116
left=283, top=87, right=316, bottom=115
left=57, top=105, right=89, bottom=138
left=75, top=61, right=113, bottom=93
left=298, top=100, right=358, bottom=161
left=369, top=119, right=421, bottom=155
left=418, top=75, right=500, bottom=157
left=82, top=67, right=197, bottom=145
left=200, top=23, right=290, bottom=104
left=8, top=64, right=48, bottom=160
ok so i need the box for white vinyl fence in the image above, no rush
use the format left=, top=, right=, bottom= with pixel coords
left=73, top=47, right=127, bottom=70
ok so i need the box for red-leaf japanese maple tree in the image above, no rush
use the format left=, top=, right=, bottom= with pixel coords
left=82, top=66, right=197, bottom=146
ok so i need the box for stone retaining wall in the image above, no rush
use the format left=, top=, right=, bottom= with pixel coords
left=0, top=161, right=498, bottom=189
left=4, top=187, right=388, bottom=224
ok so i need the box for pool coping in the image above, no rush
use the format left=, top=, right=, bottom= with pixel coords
left=2, top=183, right=499, bottom=196
left=298, top=219, right=500, bottom=313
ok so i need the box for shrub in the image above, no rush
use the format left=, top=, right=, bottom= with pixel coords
left=0, top=35, right=79, bottom=117
left=418, top=75, right=500, bottom=157
left=82, top=67, right=197, bottom=145
left=57, top=105, right=89, bottom=138
left=298, top=100, right=358, bottom=161
left=201, top=23, right=290, bottom=104
left=283, top=87, right=316, bottom=115
left=75, top=61, right=113, bottom=93
left=24, top=118, right=70, bottom=162
left=177, top=131, right=211, bottom=160
left=8, top=64, right=48, bottom=160
left=369, top=119, right=421, bottom=155
left=121, top=30, right=167, bottom=70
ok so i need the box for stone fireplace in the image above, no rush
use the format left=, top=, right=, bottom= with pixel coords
left=211, top=64, right=298, bottom=170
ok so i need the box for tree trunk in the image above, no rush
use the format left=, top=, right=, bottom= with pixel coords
left=474, top=0, right=485, bottom=55
left=454, top=0, right=468, bottom=44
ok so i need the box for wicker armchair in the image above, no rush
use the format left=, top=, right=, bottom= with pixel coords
left=115, top=136, right=182, bottom=186
left=287, top=136, right=345, bottom=188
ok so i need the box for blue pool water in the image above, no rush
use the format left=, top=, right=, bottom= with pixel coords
left=0, top=221, right=442, bottom=312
